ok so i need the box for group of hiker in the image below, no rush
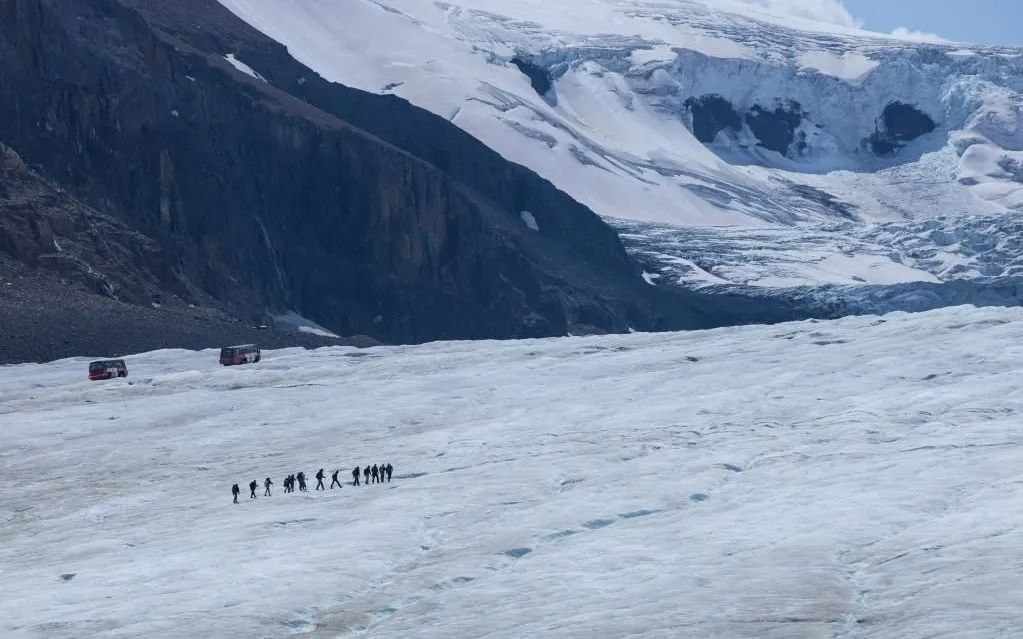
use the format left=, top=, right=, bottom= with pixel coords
left=231, top=464, right=395, bottom=503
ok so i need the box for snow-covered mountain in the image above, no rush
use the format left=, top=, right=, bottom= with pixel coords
left=4, top=306, right=1023, bottom=637
left=9, top=0, right=751, bottom=350
left=217, top=0, right=1023, bottom=292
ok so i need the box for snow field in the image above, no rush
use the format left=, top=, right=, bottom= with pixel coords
left=2, top=307, right=1023, bottom=637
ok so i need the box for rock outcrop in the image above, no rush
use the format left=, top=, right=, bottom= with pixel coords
left=869, top=101, right=937, bottom=156
left=0, top=141, right=375, bottom=363
left=0, top=141, right=190, bottom=305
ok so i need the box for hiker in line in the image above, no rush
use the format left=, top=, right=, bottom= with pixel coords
left=286, top=474, right=294, bottom=493
left=330, top=469, right=342, bottom=489
left=297, top=471, right=307, bottom=492
left=363, top=465, right=371, bottom=484
left=249, top=479, right=258, bottom=499
left=371, top=464, right=380, bottom=484
left=352, top=466, right=361, bottom=486
left=264, top=477, right=273, bottom=497
left=386, top=463, right=393, bottom=482
left=232, top=483, right=240, bottom=503
left=315, top=468, right=326, bottom=491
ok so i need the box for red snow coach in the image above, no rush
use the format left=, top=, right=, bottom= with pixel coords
left=219, top=344, right=261, bottom=366
left=88, top=359, right=127, bottom=381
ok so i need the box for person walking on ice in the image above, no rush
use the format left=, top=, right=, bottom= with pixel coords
left=330, top=470, right=342, bottom=489
left=232, top=483, right=240, bottom=503
left=371, top=464, right=380, bottom=484
left=352, top=466, right=361, bottom=486
left=297, top=471, right=307, bottom=492
left=249, top=479, right=258, bottom=499
left=315, top=469, right=326, bottom=491
left=386, top=463, right=393, bottom=482
left=264, top=477, right=273, bottom=497
left=363, top=466, right=371, bottom=484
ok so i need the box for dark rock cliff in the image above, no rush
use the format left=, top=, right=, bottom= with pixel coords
left=745, top=101, right=806, bottom=155
left=511, top=57, right=555, bottom=98
left=0, top=141, right=373, bottom=363
left=0, top=141, right=186, bottom=305
left=869, top=101, right=937, bottom=156
left=684, top=95, right=741, bottom=144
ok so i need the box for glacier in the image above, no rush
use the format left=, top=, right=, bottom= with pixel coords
left=3, top=306, right=1023, bottom=637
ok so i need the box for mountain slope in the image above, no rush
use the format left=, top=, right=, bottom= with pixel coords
left=3, top=306, right=1022, bottom=637
left=2, top=0, right=768, bottom=345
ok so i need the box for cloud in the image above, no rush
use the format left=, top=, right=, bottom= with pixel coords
left=735, top=0, right=861, bottom=28
left=889, top=27, right=949, bottom=43
left=726, top=1, right=950, bottom=42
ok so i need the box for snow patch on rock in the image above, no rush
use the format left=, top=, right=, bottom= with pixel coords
left=273, top=311, right=341, bottom=338
left=224, top=53, right=266, bottom=82
left=520, top=210, right=540, bottom=231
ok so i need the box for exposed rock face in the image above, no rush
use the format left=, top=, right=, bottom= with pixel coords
left=0, top=256, right=374, bottom=364
left=745, top=101, right=806, bottom=155
left=684, top=92, right=935, bottom=160
left=684, top=95, right=741, bottom=144
left=0, top=141, right=374, bottom=363
left=0, top=0, right=744, bottom=344
left=0, top=142, right=189, bottom=305
left=685, top=96, right=806, bottom=155
left=511, top=57, right=554, bottom=97
left=869, top=101, right=937, bottom=156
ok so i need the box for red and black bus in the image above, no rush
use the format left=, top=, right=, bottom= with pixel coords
left=219, top=344, right=261, bottom=366
left=89, top=359, right=127, bottom=381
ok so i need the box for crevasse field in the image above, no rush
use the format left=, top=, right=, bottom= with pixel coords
left=2, top=307, right=1022, bottom=638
